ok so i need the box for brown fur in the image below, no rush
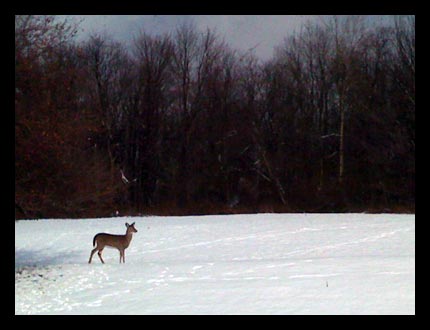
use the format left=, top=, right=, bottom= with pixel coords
left=89, top=222, right=138, bottom=264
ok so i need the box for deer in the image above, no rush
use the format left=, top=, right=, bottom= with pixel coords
left=89, top=222, right=138, bottom=264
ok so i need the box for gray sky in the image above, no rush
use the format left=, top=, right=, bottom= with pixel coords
left=64, top=15, right=394, bottom=61
left=64, top=15, right=316, bottom=60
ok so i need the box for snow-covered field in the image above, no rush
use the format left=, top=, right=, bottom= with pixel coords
left=15, top=213, right=415, bottom=315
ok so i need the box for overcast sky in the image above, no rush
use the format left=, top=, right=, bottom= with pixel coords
left=64, top=15, right=393, bottom=61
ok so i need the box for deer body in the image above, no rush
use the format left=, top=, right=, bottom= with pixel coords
left=89, top=222, right=137, bottom=264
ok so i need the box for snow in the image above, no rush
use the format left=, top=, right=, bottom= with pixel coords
left=15, top=213, right=415, bottom=315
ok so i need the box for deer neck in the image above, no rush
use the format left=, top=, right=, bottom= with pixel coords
left=124, top=229, right=134, bottom=243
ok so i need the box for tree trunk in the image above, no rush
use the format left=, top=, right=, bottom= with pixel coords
left=338, top=98, right=345, bottom=185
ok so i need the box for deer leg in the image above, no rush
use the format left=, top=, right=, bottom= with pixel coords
left=89, top=247, right=98, bottom=264
left=98, top=249, right=105, bottom=264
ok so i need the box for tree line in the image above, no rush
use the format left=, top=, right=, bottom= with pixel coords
left=15, top=15, right=415, bottom=219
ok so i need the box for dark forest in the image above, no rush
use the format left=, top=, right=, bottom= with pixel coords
left=15, top=15, right=415, bottom=219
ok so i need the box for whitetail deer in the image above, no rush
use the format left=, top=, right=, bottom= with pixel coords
left=89, top=222, right=138, bottom=264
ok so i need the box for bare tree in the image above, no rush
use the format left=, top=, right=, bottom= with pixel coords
left=129, top=32, right=174, bottom=209
left=83, top=34, right=132, bottom=188
left=324, top=16, right=367, bottom=185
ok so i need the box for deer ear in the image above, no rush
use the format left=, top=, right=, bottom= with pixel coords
left=131, top=222, right=135, bottom=226
left=125, top=222, right=129, bottom=227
